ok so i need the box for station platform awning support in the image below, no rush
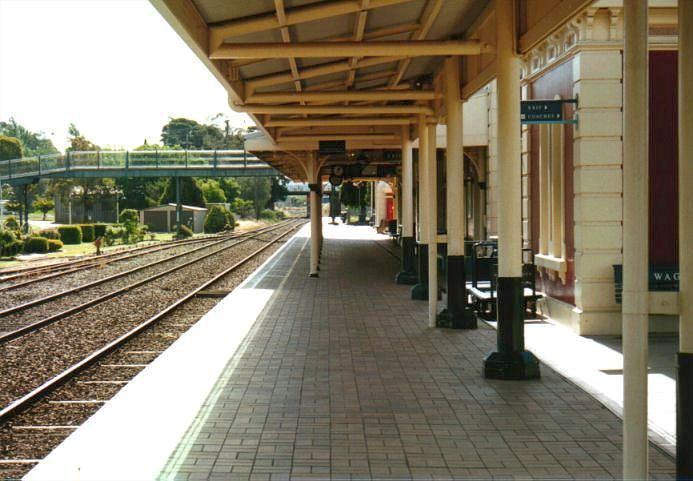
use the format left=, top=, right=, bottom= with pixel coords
left=436, top=56, right=475, bottom=329
left=411, top=115, right=429, bottom=302
left=622, top=1, right=649, bottom=478
left=395, top=125, right=416, bottom=285
left=482, top=0, right=540, bottom=381
left=679, top=0, right=693, bottom=478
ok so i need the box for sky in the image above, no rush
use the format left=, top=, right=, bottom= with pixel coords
left=0, top=0, right=253, bottom=152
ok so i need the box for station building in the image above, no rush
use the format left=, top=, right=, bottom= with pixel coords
left=150, top=0, right=692, bottom=478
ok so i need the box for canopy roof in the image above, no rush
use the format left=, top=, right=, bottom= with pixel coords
left=151, top=0, right=593, bottom=180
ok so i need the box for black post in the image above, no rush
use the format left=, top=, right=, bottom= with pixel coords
left=175, top=177, right=182, bottom=233
left=411, top=243, right=428, bottom=300
left=483, top=277, right=540, bottom=380
left=437, top=255, right=476, bottom=328
left=395, top=236, right=417, bottom=284
left=678, top=352, right=693, bottom=479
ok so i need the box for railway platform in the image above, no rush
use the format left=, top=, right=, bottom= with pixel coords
left=25, top=221, right=675, bottom=480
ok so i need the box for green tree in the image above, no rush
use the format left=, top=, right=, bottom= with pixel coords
left=197, top=179, right=226, bottom=203
left=270, top=176, right=289, bottom=209
left=33, top=197, right=55, bottom=220
left=218, top=178, right=241, bottom=202
left=0, top=118, right=59, bottom=156
left=160, top=177, right=205, bottom=207
left=230, top=198, right=254, bottom=218
left=66, top=124, right=100, bottom=151
left=161, top=117, right=246, bottom=150
left=0, top=134, right=22, bottom=161
left=238, top=177, right=271, bottom=219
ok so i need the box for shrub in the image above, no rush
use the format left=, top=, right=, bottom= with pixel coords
left=23, top=236, right=49, bottom=253
left=0, top=135, right=22, bottom=161
left=224, top=210, right=235, bottom=231
left=204, top=206, right=229, bottom=233
left=176, top=224, right=193, bottom=239
left=2, top=240, right=22, bottom=257
left=3, top=216, right=19, bottom=230
left=104, top=226, right=125, bottom=247
left=79, top=224, right=96, bottom=242
left=119, top=209, right=141, bottom=244
left=58, top=225, right=82, bottom=244
left=47, top=239, right=63, bottom=252
left=275, top=210, right=286, bottom=220
left=260, top=209, right=280, bottom=221
left=94, top=224, right=107, bottom=238
left=0, top=230, right=18, bottom=257
left=38, top=228, right=61, bottom=240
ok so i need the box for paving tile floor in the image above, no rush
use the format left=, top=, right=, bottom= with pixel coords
left=160, top=223, right=675, bottom=480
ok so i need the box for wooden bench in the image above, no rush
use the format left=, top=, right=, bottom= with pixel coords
left=466, top=243, right=543, bottom=320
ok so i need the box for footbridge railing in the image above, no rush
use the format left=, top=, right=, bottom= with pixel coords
left=0, top=149, right=277, bottom=184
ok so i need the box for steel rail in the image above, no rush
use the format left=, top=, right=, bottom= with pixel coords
left=0, top=222, right=288, bottom=318
left=0, top=221, right=293, bottom=344
left=0, top=220, right=304, bottom=425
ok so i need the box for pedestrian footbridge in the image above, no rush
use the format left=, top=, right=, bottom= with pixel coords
left=0, top=149, right=277, bottom=184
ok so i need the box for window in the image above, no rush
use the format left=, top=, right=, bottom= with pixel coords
left=536, top=96, right=567, bottom=282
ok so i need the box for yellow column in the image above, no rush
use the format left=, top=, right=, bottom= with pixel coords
left=308, top=157, right=320, bottom=277
left=402, top=126, right=414, bottom=239
left=411, top=114, right=430, bottom=300
left=482, top=0, right=539, bottom=380
left=427, top=122, right=438, bottom=327
left=678, top=0, right=693, bottom=477
left=622, top=1, right=649, bottom=478
left=396, top=125, right=417, bottom=284
left=444, top=57, right=465, bottom=257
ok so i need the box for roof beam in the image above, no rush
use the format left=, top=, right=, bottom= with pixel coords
left=211, top=40, right=490, bottom=59
left=209, top=0, right=416, bottom=47
left=278, top=134, right=399, bottom=142
left=233, top=105, right=433, bottom=115
left=228, top=22, right=419, bottom=70
left=247, top=56, right=402, bottom=91
left=389, top=0, right=444, bottom=87
left=265, top=117, right=414, bottom=127
left=274, top=0, right=302, bottom=94
left=346, top=1, right=369, bottom=87
left=247, top=90, right=438, bottom=103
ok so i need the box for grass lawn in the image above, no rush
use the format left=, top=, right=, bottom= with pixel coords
left=0, top=232, right=178, bottom=270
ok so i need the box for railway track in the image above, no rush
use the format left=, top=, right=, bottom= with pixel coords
left=0, top=222, right=289, bottom=338
left=0, top=230, right=246, bottom=292
left=0, top=219, right=305, bottom=479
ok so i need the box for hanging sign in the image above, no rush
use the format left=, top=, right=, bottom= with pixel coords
left=521, top=99, right=578, bottom=125
left=319, top=140, right=346, bottom=155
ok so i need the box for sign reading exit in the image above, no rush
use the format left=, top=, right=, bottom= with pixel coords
left=521, top=99, right=578, bottom=125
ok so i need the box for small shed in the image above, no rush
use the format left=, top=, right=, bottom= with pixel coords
left=140, top=204, right=207, bottom=233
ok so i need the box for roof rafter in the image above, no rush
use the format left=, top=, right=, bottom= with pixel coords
left=229, top=21, right=420, bottom=70
left=274, top=0, right=302, bottom=94
left=232, top=105, right=433, bottom=115
left=209, top=0, right=416, bottom=49
left=247, top=56, right=403, bottom=92
left=346, top=0, right=370, bottom=88
left=389, top=0, right=444, bottom=87
left=246, top=90, right=437, bottom=103
left=210, top=40, right=488, bottom=59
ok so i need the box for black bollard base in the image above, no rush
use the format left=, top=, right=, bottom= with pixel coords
left=396, top=271, right=418, bottom=285
left=678, top=352, right=693, bottom=478
left=309, top=273, right=319, bottom=278
left=436, top=307, right=477, bottom=329
left=411, top=282, right=428, bottom=300
left=483, top=350, right=540, bottom=380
